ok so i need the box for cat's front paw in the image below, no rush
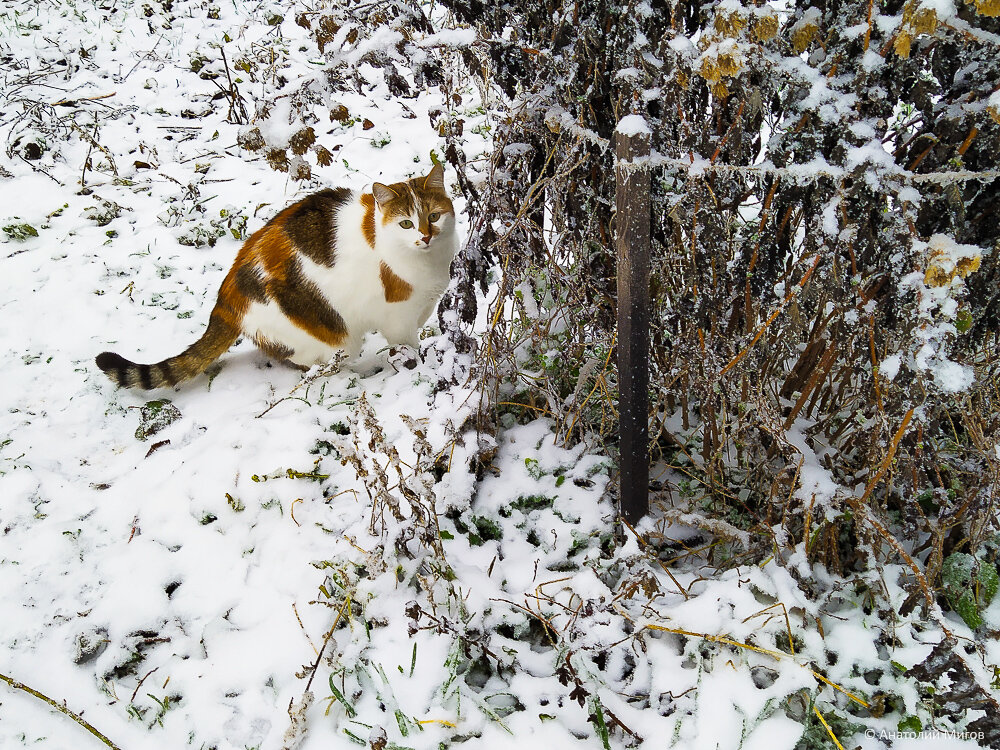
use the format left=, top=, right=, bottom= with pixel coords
left=387, top=345, right=419, bottom=370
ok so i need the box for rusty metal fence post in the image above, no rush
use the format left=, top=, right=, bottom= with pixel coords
left=615, top=117, right=651, bottom=525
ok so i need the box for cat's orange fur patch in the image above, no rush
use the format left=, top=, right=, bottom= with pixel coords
left=257, top=224, right=295, bottom=281
left=380, top=261, right=413, bottom=303
left=378, top=183, right=415, bottom=224
left=360, top=193, right=376, bottom=248
left=216, top=224, right=269, bottom=325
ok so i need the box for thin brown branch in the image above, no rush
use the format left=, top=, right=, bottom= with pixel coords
left=0, top=671, right=123, bottom=750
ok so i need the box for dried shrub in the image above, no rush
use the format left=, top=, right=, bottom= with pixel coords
left=436, top=0, right=1000, bottom=723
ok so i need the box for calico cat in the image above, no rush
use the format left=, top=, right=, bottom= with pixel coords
left=96, top=164, right=457, bottom=389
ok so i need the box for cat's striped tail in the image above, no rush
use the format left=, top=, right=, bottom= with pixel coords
left=95, top=312, right=240, bottom=389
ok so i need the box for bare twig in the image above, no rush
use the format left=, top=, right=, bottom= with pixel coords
left=0, top=671, right=124, bottom=750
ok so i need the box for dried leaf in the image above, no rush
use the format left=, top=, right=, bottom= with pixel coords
left=289, top=127, right=316, bottom=156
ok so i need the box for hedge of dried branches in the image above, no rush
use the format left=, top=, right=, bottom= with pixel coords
left=436, top=0, right=1000, bottom=601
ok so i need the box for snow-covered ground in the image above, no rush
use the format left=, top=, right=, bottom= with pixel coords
left=1, top=1, right=997, bottom=749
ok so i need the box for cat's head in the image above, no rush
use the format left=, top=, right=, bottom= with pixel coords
left=372, top=164, right=455, bottom=252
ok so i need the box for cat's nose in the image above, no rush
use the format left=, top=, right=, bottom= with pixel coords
left=421, top=235, right=431, bottom=245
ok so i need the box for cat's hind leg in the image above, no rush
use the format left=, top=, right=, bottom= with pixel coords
left=255, top=335, right=295, bottom=362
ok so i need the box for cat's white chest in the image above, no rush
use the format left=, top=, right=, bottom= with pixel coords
left=300, top=249, right=383, bottom=327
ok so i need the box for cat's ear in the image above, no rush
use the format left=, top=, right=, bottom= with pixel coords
left=422, top=163, right=445, bottom=191
left=372, top=182, right=398, bottom=207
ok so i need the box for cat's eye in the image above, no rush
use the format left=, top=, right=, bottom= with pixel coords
left=399, top=219, right=414, bottom=229
left=429, top=212, right=440, bottom=222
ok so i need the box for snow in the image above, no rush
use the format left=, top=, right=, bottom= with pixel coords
left=879, top=354, right=902, bottom=381
left=616, top=114, right=652, bottom=136
left=846, top=139, right=902, bottom=172
left=786, top=424, right=838, bottom=513
left=862, top=49, right=887, bottom=72
left=418, top=28, right=477, bottom=48
left=916, top=0, right=958, bottom=19
left=932, top=359, right=974, bottom=392
left=686, top=154, right=712, bottom=177
left=821, top=196, right=841, bottom=235
left=668, top=35, right=695, bottom=53
left=0, top=3, right=485, bottom=748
